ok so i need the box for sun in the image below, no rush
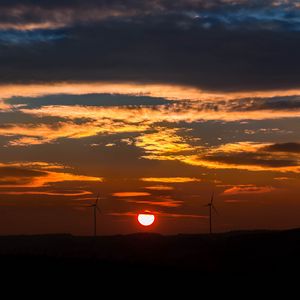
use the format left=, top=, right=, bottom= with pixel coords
left=137, top=212, right=155, bottom=226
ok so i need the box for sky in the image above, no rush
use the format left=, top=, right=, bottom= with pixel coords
left=1, top=0, right=300, bottom=235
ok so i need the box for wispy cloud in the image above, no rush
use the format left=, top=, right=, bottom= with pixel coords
left=2, top=82, right=300, bottom=104
left=1, top=190, right=92, bottom=196
left=109, top=211, right=207, bottom=219
left=112, top=192, right=151, bottom=197
left=198, top=142, right=300, bottom=172
left=140, top=177, right=201, bottom=183
left=0, top=162, right=102, bottom=189
left=0, top=119, right=148, bottom=146
left=126, top=197, right=183, bottom=208
left=222, top=185, right=276, bottom=195
left=0, top=0, right=299, bottom=31
left=144, top=185, right=174, bottom=191
left=136, top=127, right=200, bottom=161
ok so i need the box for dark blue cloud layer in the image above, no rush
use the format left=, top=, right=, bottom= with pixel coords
left=6, top=94, right=171, bottom=108
left=0, top=1, right=299, bottom=91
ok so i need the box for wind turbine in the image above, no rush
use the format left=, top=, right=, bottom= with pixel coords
left=87, top=193, right=101, bottom=237
left=204, top=190, right=218, bottom=234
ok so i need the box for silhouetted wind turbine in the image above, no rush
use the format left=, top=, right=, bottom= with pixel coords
left=204, top=190, right=218, bottom=234
left=87, top=193, right=101, bottom=237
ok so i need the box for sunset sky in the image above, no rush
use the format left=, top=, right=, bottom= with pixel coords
left=1, top=0, right=300, bottom=235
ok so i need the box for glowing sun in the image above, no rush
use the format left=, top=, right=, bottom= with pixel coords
left=137, top=212, right=155, bottom=226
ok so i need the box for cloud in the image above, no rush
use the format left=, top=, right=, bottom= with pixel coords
left=2, top=101, right=298, bottom=148
left=6, top=93, right=171, bottom=108
left=0, top=1, right=298, bottom=31
left=3, top=82, right=300, bottom=103
left=112, top=192, right=151, bottom=197
left=158, top=212, right=207, bottom=219
left=1, top=190, right=92, bottom=196
left=0, top=161, right=102, bottom=188
left=222, top=185, right=276, bottom=195
left=109, top=211, right=206, bottom=219
left=140, top=177, right=201, bottom=183
left=135, top=127, right=300, bottom=172
left=144, top=185, right=174, bottom=191
left=230, top=96, right=300, bottom=111
left=136, top=127, right=199, bottom=161
left=0, top=100, right=10, bottom=111
left=197, top=142, right=300, bottom=172
left=0, top=161, right=64, bottom=169
left=0, top=118, right=148, bottom=146
left=126, top=197, right=183, bottom=208
left=274, top=177, right=296, bottom=181
left=3, top=89, right=300, bottom=150
left=203, top=152, right=298, bottom=168
left=0, top=2, right=300, bottom=90
left=2, top=99, right=300, bottom=174
left=262, top=142, right=300, bottom=153
left=18, top=96, right=300, bottom=126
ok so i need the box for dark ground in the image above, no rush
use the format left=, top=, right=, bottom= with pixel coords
left=1, top=228, right=300, bottom=278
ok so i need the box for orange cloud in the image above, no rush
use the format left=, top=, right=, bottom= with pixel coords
left=144, top=185, right=174, bottom=191
left=140, top=177, right=201, bottom=183
left=109, top=211, right=206, bottom=218
left=274, top=177, right=295, bottom=181
left=2, top=84, right=300, bottom=149
left=11, top=99, right=300, bottom=150
left=126, top=196, right=183, bottom=208
left=158, top=212, right=207, bottom=219
left=0, top=100, right=10, bottom=111
left=183, top=142, right=300, bottom=173
left=126, top=200, right=182, bottom=208
left=0, top=120, right=148, bottom=146
left=1, top=190, right=92, bottom=196
left=0, top=161, right=103, bottom=188
left=0, top=161, right=63, bottom=169
left=0, top=171, right=102, bottom=188
left=136, top=127, right=200, bottom=161
left=2, top=84, right=300, bottom=176
left=222, top=185, right=276, bottom=195
left=3, top=82, right=300, bottom=103
left=112, top=192, right=151, bottom=197
left=20, top=102, right=300, bottom=125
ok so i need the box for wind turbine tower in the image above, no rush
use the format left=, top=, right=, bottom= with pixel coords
left=88, top=194, right=101, bottom=237
left=205, top=190, right=218, bottom=234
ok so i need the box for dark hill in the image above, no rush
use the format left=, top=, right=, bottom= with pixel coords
left=1, top=229, right=300, bottom=276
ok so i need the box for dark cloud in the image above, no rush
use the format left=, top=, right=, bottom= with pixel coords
left=0, top=29, right=65, bottom=45
left=203, top=140, right=300, bottom=169
left=0, top=1, right=298, bottom=90
left=0, top=167, right=46, bottom=186
left=6, top=94, right=170, bottom=108
left=230, top=96, right=300, bottom=111
left=204, top=152, right=298, bottom=168
left=263, top=142, right=300, bottom=153
left=0, top=1, right=293, bottom=23
left=0, top=167, right=45, bottom=177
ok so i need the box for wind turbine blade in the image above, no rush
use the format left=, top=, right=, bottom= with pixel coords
left=211, top=191, right=215, bottom=204
left=96, top=193, right=100, bottom=205
left=212, top=205, right=219, bottom=215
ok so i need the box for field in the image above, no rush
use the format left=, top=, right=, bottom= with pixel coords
left=1, top=229, right=299, bottom=276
